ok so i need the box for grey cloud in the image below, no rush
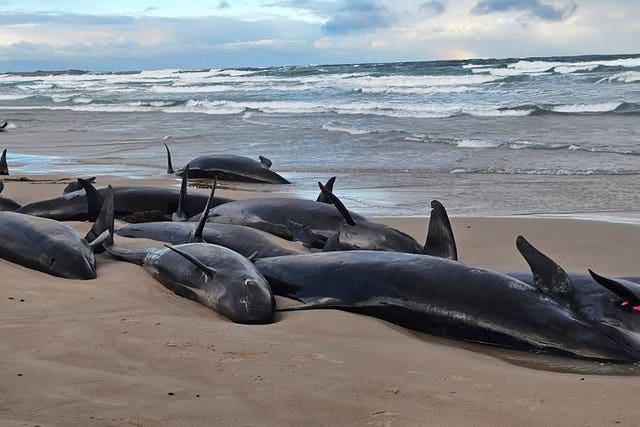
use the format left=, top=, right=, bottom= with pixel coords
left=321, top=1, right=396, bottom=35
left=0, top=14, right=324, bottom=70
left=472, top=0, right=577, bottom=21
left=0, top=12, right=137, bottom=26
left=141, top=7, right=160, bottom=14
left=420, top=1, right=446, bottom=16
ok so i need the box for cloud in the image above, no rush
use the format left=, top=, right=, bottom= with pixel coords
left=321, top=0, right=397, bottom=35
left=141, top=7, right=160, bottom=14
left=218, top=1, right=230, bottom=9
left=420, top=1, right=446, bottom=16
left=0, top=12, right=136, bottom=26
left=471, top=0, right=577, bottom=21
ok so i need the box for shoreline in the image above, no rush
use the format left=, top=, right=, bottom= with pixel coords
left=2, top=175, right=640, bottom=425
left=5, top=173, right=640, bottom=224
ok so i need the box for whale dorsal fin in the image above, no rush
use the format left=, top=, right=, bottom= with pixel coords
left=516, top=235, right=573, bottom=302
left=322, top=232, right=341, bottom=252
left=78, top=177, right=104, bottom=221
left=164, top=244, right=216, bottom=278
left=258, top=155, right=272, bottom=169
left=0, top=121, right=7, bottom=129
left=0, top=149, right=8, bottom=175
left=164, top=143, right=174, bottom=174
left=172, top=165, right=189, bottom=222
left=316, top=176, right=336, bottom=204
left=422, top=200, right=458, bottom=260
left=588, top=270, right=640, bottom=306
left=191, top=178, right=217, bottom=243
left=85, top=185, right=114, bottom=252
left=317, top=181, right=356, bottom=226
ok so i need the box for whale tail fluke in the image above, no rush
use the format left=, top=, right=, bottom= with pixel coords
left=316, top=176, right=336, bottom=203
left=422, top=200, right=458, bottom=260
left=317, top=181, right=356, bottom=226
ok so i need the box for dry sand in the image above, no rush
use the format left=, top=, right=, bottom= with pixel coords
left=1, top=176, right=639, bottom=426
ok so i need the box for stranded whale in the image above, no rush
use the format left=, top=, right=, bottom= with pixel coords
left=255, top=240, right=640, bottom=361
left=103, top=185, right=276, bottom=323
left=165, top=143, right=290, bottom=184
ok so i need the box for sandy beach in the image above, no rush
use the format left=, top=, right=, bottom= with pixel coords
left=1, top=175, right=640, bottom=426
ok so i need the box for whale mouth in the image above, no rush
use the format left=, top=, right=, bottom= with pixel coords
left=238, top=278, right=274, bottom=324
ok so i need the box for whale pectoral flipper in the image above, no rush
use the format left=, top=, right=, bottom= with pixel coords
left=423, top=200, right=458, bottom=261
left=516, top=235, right=573, bottom=303
left=317, top=181, right=356, bottom=226
left=164, top=244, right=217, bottom=278
left=588, top=270, right=640, bottom=306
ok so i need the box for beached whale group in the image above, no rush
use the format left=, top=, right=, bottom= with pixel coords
left=1, top=145, right=640, bottom=363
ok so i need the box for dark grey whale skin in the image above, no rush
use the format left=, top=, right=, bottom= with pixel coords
left=16, top=186, right=233, bottom=221
left=0, top=211, right=96, bottom=279
left=255, top=251, right=640, bottom=362
left=0, top=196, right=20, bottom=211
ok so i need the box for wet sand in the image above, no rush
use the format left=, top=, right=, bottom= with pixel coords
left=1, top=176, right=639, bottom=426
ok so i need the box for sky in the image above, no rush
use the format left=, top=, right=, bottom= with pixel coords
left=0, top=0, right=638, bottom=71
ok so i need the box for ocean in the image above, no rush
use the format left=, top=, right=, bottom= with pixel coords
left=1, top=53, right=639, bottom=217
